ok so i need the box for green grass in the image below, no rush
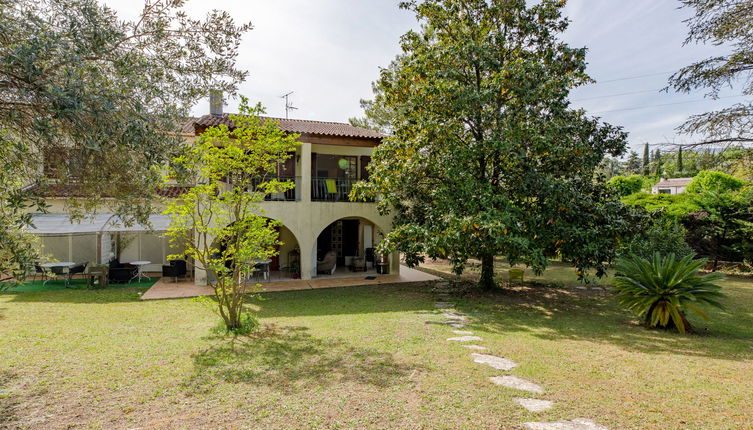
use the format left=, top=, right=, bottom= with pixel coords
left=0, top=263, right=751, bottom=429
left=2, top=277, right=158, bottom=292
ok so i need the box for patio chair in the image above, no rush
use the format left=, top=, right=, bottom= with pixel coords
left=317, top=250, right=337, bottom=275
left=68, top=262, right=87, bottom=281
left=508, top=269, right=524, bottom=283
left=109, top=265, right=137, bottom=284
left=161, top=259, right=188, bottom=282
left=33, top=263, right=49, bottom=282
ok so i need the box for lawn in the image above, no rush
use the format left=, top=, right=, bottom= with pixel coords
left=1, top=262, right=751, bottom=429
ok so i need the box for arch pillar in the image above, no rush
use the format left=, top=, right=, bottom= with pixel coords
left=297, top=234, right=315, bottom=281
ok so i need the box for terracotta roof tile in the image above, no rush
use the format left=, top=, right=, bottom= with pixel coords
left=193, top=114, right=385, bottom=140
left=655, top=177, right=693, bottom=187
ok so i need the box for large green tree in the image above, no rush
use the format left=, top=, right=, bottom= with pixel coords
left=354, top=0, right=631, bottom=289
left=0, top=0, right=251, bottom=280
left=669, top=0, right=753, bottom=146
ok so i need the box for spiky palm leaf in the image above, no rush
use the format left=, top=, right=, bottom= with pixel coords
left=613, top=253, right=726, bottom=333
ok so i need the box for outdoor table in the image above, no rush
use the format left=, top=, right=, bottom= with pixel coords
left=128, top=261, right=151, bottom=283
left=40, top=262, right=76, bottom=287
left=250, top=259, right=272, bottom=282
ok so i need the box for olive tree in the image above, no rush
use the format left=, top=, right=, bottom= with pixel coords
left=0, top=0, right=251, bottom=280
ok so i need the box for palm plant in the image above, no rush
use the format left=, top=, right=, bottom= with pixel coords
left=613, top=253, right=726, bottom=333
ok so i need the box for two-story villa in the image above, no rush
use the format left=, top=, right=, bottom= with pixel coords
left=27, top=98, right=399, bottom=285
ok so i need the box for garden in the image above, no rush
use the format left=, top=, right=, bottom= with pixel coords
left=1, top=262, right=751, bottom=429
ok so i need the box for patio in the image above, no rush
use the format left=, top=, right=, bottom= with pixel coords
left=140, top=265, right=440, bottom=300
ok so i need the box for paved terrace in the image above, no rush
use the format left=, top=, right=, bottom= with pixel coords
left=141, top=265, right=440, bottom=300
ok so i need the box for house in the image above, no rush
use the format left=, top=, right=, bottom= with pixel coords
left=27, top=96, right=398, bottom=284
left=651, top=177, right=693, bottom=195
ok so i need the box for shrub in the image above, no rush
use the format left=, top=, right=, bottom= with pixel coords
left=621, top=192, right=699, bottom=219
left=608, top=175, right=644, bottom=197
left=618, top=217, right=695, bottom=261
left=685, top=170, right=746, bottom=194
left=613, top=253, right=725, bottom=333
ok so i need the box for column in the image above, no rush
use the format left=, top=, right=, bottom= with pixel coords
left=300, top=142, right=311, bottom=202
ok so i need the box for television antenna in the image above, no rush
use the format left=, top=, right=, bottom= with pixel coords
left=280, top=91, right=298, bottom=119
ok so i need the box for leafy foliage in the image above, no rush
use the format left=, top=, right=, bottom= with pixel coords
left=607, top=175, right=645, bottom=197
left=669, top=0, right=753, bottom=146
left=353, top=0, right=631, bottom=289
left=613, top=253, right=726, bottom=333
left=617, top=216, right=695, bottom=262
left=0, top=0, right=250, bottom=278
left=685, top=170, right=746, bottom=194
left=164, top=99, right=299, bottom=331
left=683, top=187, right=753, bottom=269
left=621, top=192, right=700, bottom=219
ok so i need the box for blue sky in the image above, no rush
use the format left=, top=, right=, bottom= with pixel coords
left=103, top=0, right=741, bottom=153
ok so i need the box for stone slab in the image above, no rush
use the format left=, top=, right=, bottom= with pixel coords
left=514, top=398, right=554, bottom=412
left=488, top=375, right=544, bottom=394
left=522, top=419, right=609, bottom=430
left=471, top=353, right=518, bottom=371
left=435, top=302, right=455, bottom=308
left=450, top=323, right=468, bottom=329
left=447, top=335, right=482, bottom=342
left=462, top=345, right=488, bottom=350
left=452, top=330, right=474, bottom=335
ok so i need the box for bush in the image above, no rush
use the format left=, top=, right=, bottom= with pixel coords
left=608, top=175, right=645, bottom=197
left=621, top=192, right=699, bottom=219
left=686, top=170, right=746, bottom=194
left=613, top=253, right=725, bottom=333
left=618, top=217, right=695, bottom=261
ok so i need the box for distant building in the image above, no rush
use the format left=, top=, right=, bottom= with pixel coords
left=652, top=177, right=693, bottom=195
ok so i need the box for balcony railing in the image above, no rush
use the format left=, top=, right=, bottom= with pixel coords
left=249, top=176, right=300, bottom=201
left=312, top=177, right=359, bottom=202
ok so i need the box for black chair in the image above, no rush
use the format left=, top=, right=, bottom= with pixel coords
left=33, top=263, right=49, bottom=282
left=169, top=259, right=188, bottom=277
left=108, top=260, right=137, bottom=284
left=68, top=262, right=87, bottom=280
left=162, top=260, right=187, bottom=282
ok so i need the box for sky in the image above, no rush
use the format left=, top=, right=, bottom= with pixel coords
left=102, top=0, right=741, bottom=154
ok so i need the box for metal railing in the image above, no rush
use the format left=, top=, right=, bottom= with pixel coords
left=311, top=177, right=360, bottom=202
left=248, top=176, right=300, bottom=201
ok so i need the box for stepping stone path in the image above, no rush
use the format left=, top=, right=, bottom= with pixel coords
left=522, top=418, right=609, bottom=430
left=471, top=353, right=517, bottom=371
left=514, top=398, right=553, bottom=412
left=447, top=335, right=482, bottom=342
left=442, top=312, right=467, bottom=321
left=432, top=280, right=609, bottom=429
left=462, top=345, right=488, bottom=351
left=489, top=375, right=545, bottom=394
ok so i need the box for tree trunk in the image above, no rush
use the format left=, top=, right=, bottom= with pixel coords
left=479, top=253, right=497, bottom=290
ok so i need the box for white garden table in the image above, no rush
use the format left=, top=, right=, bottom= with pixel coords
left=40, top=262, right=76, bottom=287
left=129, top=261, right=151, bottom=283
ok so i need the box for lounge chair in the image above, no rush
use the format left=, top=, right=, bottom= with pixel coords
left=317, top=250, right=337, bottom=275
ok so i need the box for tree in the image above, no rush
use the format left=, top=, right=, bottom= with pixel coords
left=353, top=0, right=630, bottom=289
left=163, top=100, right=299, bottom=331
left=642, top=143, right=650, bottom=175
left=669, top=0, right=753, bottom=146
left=683, top=188, right=753, bottom=270
left=677, top=146, right=684, bottom=173
left=0, top=0, right=251, bottom=278
left=625, top=151, right=642, bottom=174
left=654, top=149, right=664, bottom=175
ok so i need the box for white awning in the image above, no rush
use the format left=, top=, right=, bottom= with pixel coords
left=27, top=213, right=172, bottom=235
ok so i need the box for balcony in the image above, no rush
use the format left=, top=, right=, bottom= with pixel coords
left=311, top=177, right=359, bottom=202
left=249, top=176, right=300, bottom=201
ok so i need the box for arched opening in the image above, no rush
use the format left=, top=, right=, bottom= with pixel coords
left=313, top=216, right=387, bottom=278
left=211, top=219, right=302, bottom=282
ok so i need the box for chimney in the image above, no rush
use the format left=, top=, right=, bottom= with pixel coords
left=209, top=90, right=223, bottom=117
